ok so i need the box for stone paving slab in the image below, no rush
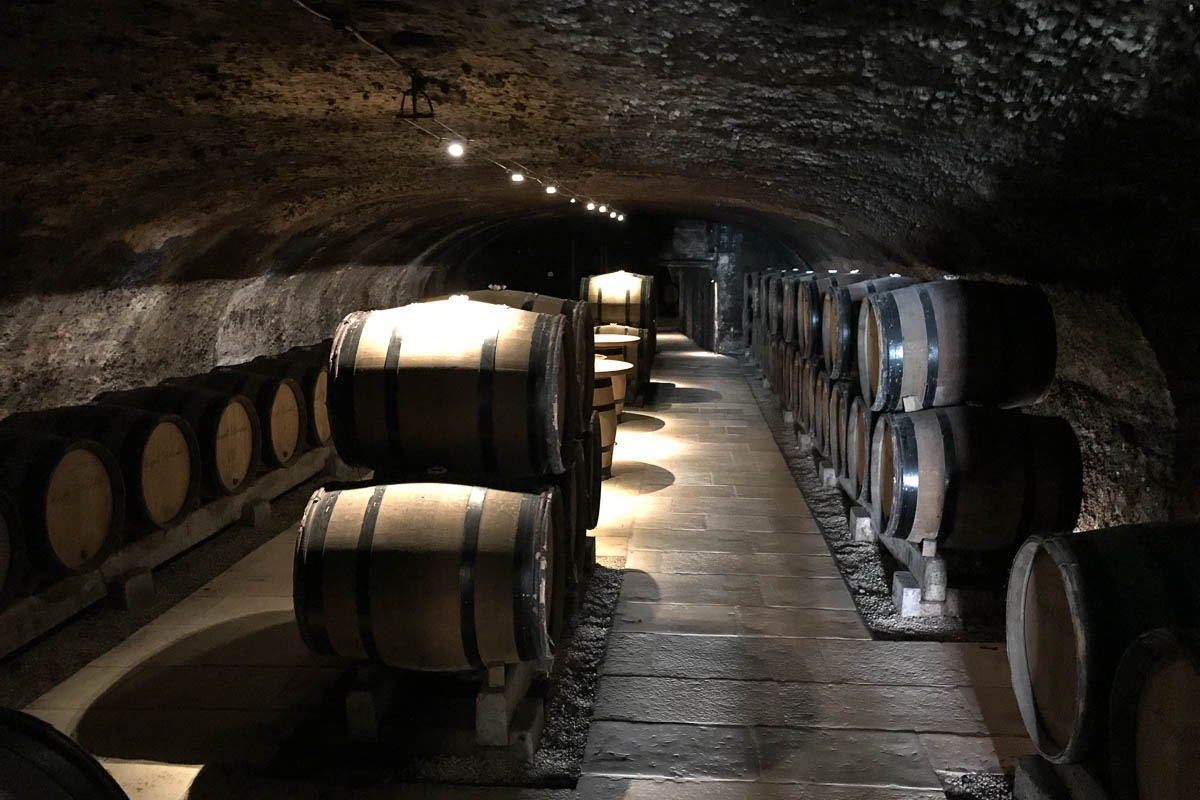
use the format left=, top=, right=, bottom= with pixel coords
left=613, top=602, right=869, bottom=639
left=625, top=551, right=840, bottom=578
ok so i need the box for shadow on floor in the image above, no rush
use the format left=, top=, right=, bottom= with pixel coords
left=74, top=612, right=343, bottom=765
left=645, top=383, right=724, bottom=405
left=610, top=461, right=675, bottom=492
left=617, top=412, right=665, bottom=432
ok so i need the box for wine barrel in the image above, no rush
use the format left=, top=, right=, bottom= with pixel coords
left=742, top=271, right=756, bottom=343
left=828, top=381, right=855, bottom=480
left=95, top=385, right=260, bottom=499
left=595, top=325, right=651, bottom=398
left=0, top=491, right=28, bottom=601
left=799, top=273, right=868, bottom=359
left=169, top=371, right=305, bottom=468
left=810, top=371, right=831, bottom=456
left=594, top=373, right=618, bottom=479
left=1006, top=525, right=1200, bottom=765
left=1109, top=627, right=1200, bottom=800
left=790, top=349, right=803, bottom=423
left=781, top=275, right=799, bottom=343
left=328, top=300, right=568, bottom=478
left=293, top=482, right=557, bottom=670
left=585, top=411, right=602, bottom=529
left=857, top=280, right=1056, bottom=412
left=445, top=290, right=594, bottom=442
left=0, top=405, right=200, bottom=533
left=821, top=276, right=919, bottom=380
left=872, top=407, right=1080, bottom=549
left=0, top=706, right=129, bottom=800
left=226, top=355, right=332, bottom=447
left=581, top=270, right=655, bottom=329
left=0, top=432, right=124, bottom=575
left=765, top=273, right=783, bottom=338
left=845, top=395, right=876, bottom=502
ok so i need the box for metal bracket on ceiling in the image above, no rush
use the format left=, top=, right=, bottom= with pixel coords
left=397, top=71, right=435, bottom=119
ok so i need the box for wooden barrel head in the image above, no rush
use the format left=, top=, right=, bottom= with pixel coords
left=1134, top=653, right=1200, bottom=800
left=268, top=382, right=302, bottom=465
left=140, top=420, right=192, bottom=528
left=861, top=300, right=883, bottom=404
left=311, top=369, right=331, bottom=445
left=1022, top=547, right=1079, bottom=753
left=45, top=448, right=113, bottom=571
left=214, top=400, right=255, bottom=492
left=876, top=415, right=896, bottom=530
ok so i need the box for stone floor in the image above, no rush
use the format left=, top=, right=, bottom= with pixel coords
left=19, top=332, right=1030, bottom=798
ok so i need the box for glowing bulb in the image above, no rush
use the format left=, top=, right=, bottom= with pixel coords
left=849, top=269, right=860, bottom=274
left=617, top=214, right=625, bottom=221
left=510, top=172, right=525, bottom=183
left=609, top=211, right=617, bottom=218
left=570, top=197, right=577, bottom=204
left=446, top=141, right=465, bottom=158
left=586, top=202, right=596, bottom=211
left=545, top=185, right=557, bottom=194
left=889, top=272, right=902, bottom=277
left=806, top=270, right=814, bottom=274
left=598, top=205, right=608, bottom=213
left=827, top=269, right=838, bottom=274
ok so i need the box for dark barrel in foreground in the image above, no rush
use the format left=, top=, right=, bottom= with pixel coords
left=293, top=482, right=557, bottom=671
left=0, top=706, right=129, bottom=800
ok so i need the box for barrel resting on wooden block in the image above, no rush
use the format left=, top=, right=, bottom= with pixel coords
left=849, top=506, right=875, bottom=542
left=876, top=534, right=963, bottom=617
left=819, top=460, right=838, bottom=488
left=1013, top=754, right=1112, bottom=800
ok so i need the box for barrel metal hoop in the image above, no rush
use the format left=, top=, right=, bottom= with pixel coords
left=329, top=315, right=366, bottom=466
left=917, top=286, right=939, bottom=409
left=528, top=313, right=554, bottom=475
left=933, top=409, right=957, bottom=541
left=478, top=314, right=502, bottom=476
left=295, top=490, right=339, bottom=655
left=512, top=493, right=540, bottom=661
left=893, top=413, right=920, bottom=539
left=382, top=327, right=404, bottom=469
left=458, top=486, right=488, bottom=669
left=596, top=287, right=604, bottom=320
left=875, top=292, right=905, bottom=410
left=355, top=485, right=386, bottom=661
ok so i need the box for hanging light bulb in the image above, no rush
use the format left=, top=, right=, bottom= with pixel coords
left=617, top=214, right=625, bottom=221
left=598, top=205, right=608, bottom=213
left=510, top=172, right=525, bottom=183
left=609, top=211, right=617, bottom=219
left=545, top=186, right=557, bottom=194
left=446, top=141, right=465, bottom=158
left=586, top=202, right=596, bottom=211
left=570, top=197, right=577, bottom=204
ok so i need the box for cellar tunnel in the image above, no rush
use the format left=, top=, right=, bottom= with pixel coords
left=1, top=1, right=1198, bottom=798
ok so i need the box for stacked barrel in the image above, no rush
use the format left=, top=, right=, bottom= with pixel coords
left=1005, top=524, right=1200, bottom=800
left=295, top=295, right=600, bottom=672
left=580, top=270, right=656, bottom=398
left=0, top=342, right=332, bottom=605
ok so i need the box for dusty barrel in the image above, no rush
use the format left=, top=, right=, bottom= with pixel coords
left=828, top=382, right=855, bottom=480
left=1, top=405, right=200, bottom=533
left=328, top=300, right=568, bottom=478
left=1006, top=525, right=1200, bottom=765
left=1109, top=628, right=1200, bottom=800
left=0, top=706, right=129, bottom=800
left=581, top=271, right=655, bottom=329
left=170, top=371, right=305, bottom=468
left=781, top=275, right=800, bottom=343
left=810, top=371, right=831, bottom=456
left=821, top=276, right=918, bottom=380
left=790, top=349, right=803, bottom=420
left=796, top=361, right=815, bottom=435
left=857, top=280, right=1056, bottom=412
left=844, top=395, right=876, bottom=501
left=95, top=385, right=260, bottom=499
left=799, top=273, right=868, bottom=359
left=451, top=290, right=595, bottom=441
left=872, top=407, right=1080, bottom=550
left=0, top=432, right=124, bottom=575
left=593, top=372, right=618, bottom=479
left=595, top=327, right=648, bottom=400
left=765, top=273, right=784, bottom=337
left=228, top=355, right=332, bottom=448
left=596, top=358, right=635, bottom=418
left=294, top=482, right=558, bottom=671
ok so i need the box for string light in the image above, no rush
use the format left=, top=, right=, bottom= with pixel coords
left=446, top=141, right=465, bottom=158
left=545, top=186, right=557, bottom=194
left=609, top=211, right=617, bottom=218
left=586, top=202, right=596, bottom=211
left=570, top=198, right=577, bottom=204
left=510, top=172, right=525, bottom=183
left=598, top=205, right=608, bottom=213
left=617, top=214, right=625, bottom=221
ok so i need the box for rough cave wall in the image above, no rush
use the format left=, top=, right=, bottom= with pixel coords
left=0, top=0, right=1195, bottom=521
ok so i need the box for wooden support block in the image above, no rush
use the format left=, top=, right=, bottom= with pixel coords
left=239, top=499, right=272, bottom=530
left=110, top=569, right=155, bottom=611
left=849, top=506, right=875, bottom=542
left=345, top=665, right=399, bottom=744
left=476, top=660, right=542, bottom=747
left=820, top=463, right=838, bottom=488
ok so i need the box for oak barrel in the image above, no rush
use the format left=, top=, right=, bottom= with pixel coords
left=780, top=275, right=799, bottom=343
left=585, top=411, right=602, bottom=529
left=1006, top=525, right=1200, bottom=764
left=593, top=374, right=618, bottom=479
left=0, top=491, right=27, bottom=601
left=2, top=405, right=199, bottom=533
left=821, top=276, right=918, bottom=380
left=0, top=707, right=128, bottom=800
left=95, top=385, right=261, bottom=499
left=0, top=432, right=124, bottom=575
left=828, top=381, right=855, bottom=481
left=810, top=371, right=831, bottom=456
left=595, top=324, right=651, bottom=398
left=328, top=300, right=568, bottom=478
left=169, top=371, right=305, bottom=468
left=581, top=271, right=656, bottom=330
left=294, top=482, right=557, bottom=670
left=1109, top=627, right=1200, bottom=800
left=799, top=273, right=868, bottom=359
left=227, top=355, right=332, bottom=447
left=844, top=395, right=876, bottom=502
left=857, top=280, right=1056, bottom=411
left=445, top=290, right=594, bottom=442
left=872, top=407, right=1080, bottom=550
